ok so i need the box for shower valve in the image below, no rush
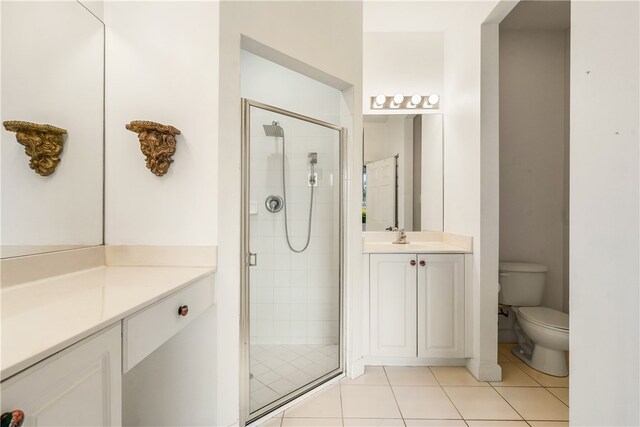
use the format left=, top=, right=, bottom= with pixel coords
left=308, top=173, right=318, bottom=187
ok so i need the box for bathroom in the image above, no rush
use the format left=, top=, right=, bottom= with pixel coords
left=0, top=1, right=638, bottom=427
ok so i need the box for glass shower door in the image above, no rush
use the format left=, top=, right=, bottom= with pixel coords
left=241, top=99, right=343, bottom=422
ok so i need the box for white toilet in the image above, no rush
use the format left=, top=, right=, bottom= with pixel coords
left=499, top=262, right=569, bottom=377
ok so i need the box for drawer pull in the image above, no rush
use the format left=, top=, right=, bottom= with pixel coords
left=410, top=260, right=416, bottom=266
left=1, top=410, right=25, bottom=427
left=419, top=260, right=426, bottom=267
left=178, top=305, right=189, bottom=317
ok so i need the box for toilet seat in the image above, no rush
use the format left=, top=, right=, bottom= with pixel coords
left=518, top=307, right=569, bottom=332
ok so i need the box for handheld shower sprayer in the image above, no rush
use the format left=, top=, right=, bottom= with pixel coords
left=263, top=122, right=316, bottom=253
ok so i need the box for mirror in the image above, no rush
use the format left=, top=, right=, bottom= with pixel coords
left=1, top=1, right=105, bottom=258
left=362, top=114, right=443, bottom=232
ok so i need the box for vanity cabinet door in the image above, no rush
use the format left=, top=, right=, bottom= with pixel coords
left=1, top=324, right=122, bottom=427
left=417, top=254, right=465, bottom=358
left=369, top=254, right=417, bottom=357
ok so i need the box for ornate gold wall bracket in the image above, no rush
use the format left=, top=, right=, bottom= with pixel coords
left=3, top=121, right=67, bottom=176
left=126, top=120, right=181, bottom=177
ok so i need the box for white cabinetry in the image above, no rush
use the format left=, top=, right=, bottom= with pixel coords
left=1, top=325, right=122, bottom=427
left=369, top=253, right=465, bottom=360
left=123, top=275, right=214, bottom=372
left=369, top=254, right=417, bottom=357
left=417, top=254, right=465, bottom=358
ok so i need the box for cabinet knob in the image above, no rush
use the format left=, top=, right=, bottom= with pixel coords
left=178, top=305, right=189, bottom=316
left=410, top=260, right=416, bottom=266
left=419, top=260, right=426, bottom=267
left=2, top=410, right=25, bottom=427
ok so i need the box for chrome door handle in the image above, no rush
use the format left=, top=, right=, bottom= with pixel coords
left=248, top=252, right=257, bottom=267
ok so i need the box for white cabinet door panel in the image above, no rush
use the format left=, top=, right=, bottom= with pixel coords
left=370, top=254, right=417, bottom=357
left=1, top=324, right=122, bottom=427
left=417, top=254, right=465, bottom=358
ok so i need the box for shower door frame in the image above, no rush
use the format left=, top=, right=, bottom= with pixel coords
left=240, top=98, right=347, bottom=425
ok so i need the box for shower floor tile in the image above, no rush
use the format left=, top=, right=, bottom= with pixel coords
left=250, top=344, right=339, bottom=412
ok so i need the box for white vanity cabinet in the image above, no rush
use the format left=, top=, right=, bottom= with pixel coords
left=1, top=269, right=216, bottom=427
left=370, top=254, right=418, bottom=357
left=417, top=254, right=465, bottom=358
left=369, top=253, right=465, bottom=360
left=1, top=325, right=122, bottom=427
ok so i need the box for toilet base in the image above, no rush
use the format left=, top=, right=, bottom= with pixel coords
left=512, top=345, right=568, bottom=377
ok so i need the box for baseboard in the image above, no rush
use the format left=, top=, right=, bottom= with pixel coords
left=364, top=357, right=468, bottom=367
left=348, top=358, right=365, bottom=379
left=498, top=329, right=517, bottom=343
left=466, top=357, right=502, bottom=381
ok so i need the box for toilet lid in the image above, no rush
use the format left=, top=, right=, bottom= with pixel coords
left=519, top=307, right=569, bottom=330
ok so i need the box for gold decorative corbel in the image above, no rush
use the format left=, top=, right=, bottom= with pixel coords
left=3, top=121, right=67, bottom=176
left=126, top=120, right=181, bottom=177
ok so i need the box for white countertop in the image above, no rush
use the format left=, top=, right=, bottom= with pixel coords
left=1, top=266, right=214, bottom=380
left=363, top=241, right=472, bottom=254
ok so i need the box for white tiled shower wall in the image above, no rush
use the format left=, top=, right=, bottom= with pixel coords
left=242, top=51, right=342, bottom=346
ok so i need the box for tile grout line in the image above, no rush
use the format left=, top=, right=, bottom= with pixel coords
left=541, top=386, right=570, bottom=409
left=429, top=366, right=466, bottom=422
left=508, top=360, right=545, bottom=387
left=494, top=356, right=570, bottom=414
left=382, top=366, right=407, bottom=424
left=488, top=381, right=528, bottom=422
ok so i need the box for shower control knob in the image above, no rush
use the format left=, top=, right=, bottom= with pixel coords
left=178, top=305, right=189, bottom=317
left=419, top=260, right=426, bottom=267
left=410, top=260, right=416, bottom=267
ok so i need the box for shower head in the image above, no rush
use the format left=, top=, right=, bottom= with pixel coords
left=263, top=121, right=284, bottom=138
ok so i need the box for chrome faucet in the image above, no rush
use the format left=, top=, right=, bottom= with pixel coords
left=392, top=227, right=409, bottom=244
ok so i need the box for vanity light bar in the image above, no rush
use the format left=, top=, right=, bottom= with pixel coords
left=371, top=93, right=440, bottom=110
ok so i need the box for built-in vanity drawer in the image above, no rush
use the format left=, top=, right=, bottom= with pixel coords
left=122, top=275, right=214, bottom=372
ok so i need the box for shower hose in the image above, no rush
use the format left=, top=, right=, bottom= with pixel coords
left=281, top=134, right=314, bottom=253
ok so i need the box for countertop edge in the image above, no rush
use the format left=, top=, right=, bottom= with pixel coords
left=362, top=249, right=472, bottom=254
left=1, top=268, right=216, bottom=382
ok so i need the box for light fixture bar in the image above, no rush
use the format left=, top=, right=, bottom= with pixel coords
left=369, top=93, right=440, bottom=110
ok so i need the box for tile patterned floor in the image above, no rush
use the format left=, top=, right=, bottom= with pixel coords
left=251, top=344, right=340, bottom=412
left=258, top=344, right=569, bottom=427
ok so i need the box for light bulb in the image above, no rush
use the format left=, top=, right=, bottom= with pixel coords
left=428, top=94, right=440, bottom=105
left=411, top=94, right=422, bottom=105
left=391, top=93, right=404, bottom=108
left=374, top=94, right=386, bottom=108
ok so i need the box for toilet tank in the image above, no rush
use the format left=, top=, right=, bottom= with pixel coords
left=498, top=262, right=548, bottom=306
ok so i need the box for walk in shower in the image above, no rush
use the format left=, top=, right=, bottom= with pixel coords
left=241, top=99, right=345, bottom=423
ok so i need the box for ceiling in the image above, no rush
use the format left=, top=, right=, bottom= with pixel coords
left=501, top=0, right=570, bottom=31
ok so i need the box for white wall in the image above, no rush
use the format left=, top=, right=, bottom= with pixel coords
left=218, top=3, right=362, bottom=424
left=363, top=32, right=444, bottom=115
left=104, top=1, right=218, bottom=246
left=499, top=30, right=569, bottom=313
left=103, top=2, right=219, bottom=425
left=1, top=1, right=103, bottom=250
left=421, top=114, right=443, bottom=231
left=570, top=2, right=639, bottom=425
